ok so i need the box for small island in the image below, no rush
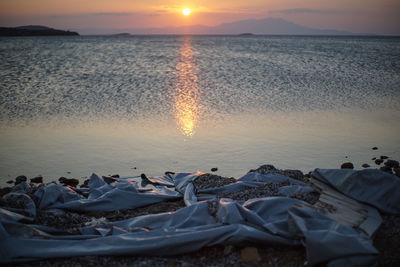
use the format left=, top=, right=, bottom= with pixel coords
left=0, top=25, right=79, bottom=36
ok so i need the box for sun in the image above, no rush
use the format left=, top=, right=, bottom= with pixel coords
left=182, top=8, right=191, bottom=16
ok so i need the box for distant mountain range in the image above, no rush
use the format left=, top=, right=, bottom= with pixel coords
left=79, top=17, right=354, bottom=35
left=0, top=25, right=79, bottom=36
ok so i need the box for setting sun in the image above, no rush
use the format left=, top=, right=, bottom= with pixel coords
left=182, top=8, right=191, bottom=16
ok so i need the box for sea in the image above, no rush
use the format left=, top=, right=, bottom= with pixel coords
left=0, top=35, right=399, bottom=184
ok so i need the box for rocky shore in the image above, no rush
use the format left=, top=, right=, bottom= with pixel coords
left=1, top=156, right=400, bottom=266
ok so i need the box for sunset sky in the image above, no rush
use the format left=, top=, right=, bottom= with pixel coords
left=1, top=0, right=399, bottom=35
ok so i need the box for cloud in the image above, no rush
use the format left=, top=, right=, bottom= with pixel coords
left=48, top=12, right=160, bottom=19
left=270, top=8, right=343, bottom=15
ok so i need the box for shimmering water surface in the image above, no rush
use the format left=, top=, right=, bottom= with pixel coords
left=1, top=35, right=400, bottom=183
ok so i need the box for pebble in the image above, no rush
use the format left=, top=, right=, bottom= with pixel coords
left=380, top=156, right=389, bottom=160
left=80, top=179, right=90, bottom=188
left=375, top=159, right=384, bottom=165
left=193, top=174, right=236, bottom=190
left=240, top=247, right=260, bottom=262
left=372, top=147, right=378, bottom=150
left=6, top=180, right=14, bottom=184
left=224, top=245, right=234, bottom=256
left=372, top=157, right=376, bottom=160
left=385, top=160, right=399, bottom=168
left=59, top=177, right=79, bottom=187
left=362, top=164, right=370, bottom=168
left=249, top=164, right=306, bottom=182
left=211, top=167, right=218, bottom=172
left=30, top=176, right=43, bottom=183
left=340, top=162, right=354, bottom=169
left=380, top=166, right=393, bottom=173
left=102, top=176, right=117, bottom=184
left=15, top=175, right=27, bottom=185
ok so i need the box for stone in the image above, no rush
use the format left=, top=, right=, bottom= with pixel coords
left=240, top=247, right=260, bottom=262
left=6, top=180, right=14, bottom=184
left=80, top=179, right=90, bottom=188
left=380, top=156, right=389, bottom=160
left=165, top=171, right=175, bottom=176
left=211, top=167, right=218, bottom=172
left=59, top=177, right=79, bottom=187
left=384, top=160, right=399, bottom=168
left=15, top=175, right=27, bottom=185
left=372, top=147, right=378, bottom=150
left=103, top=176, right=117, bottom=184
left=111, top=174, right=120, bottom=178
left=375, top=159, right=384, bottom=165
left=380, top=166, right=393, bottom=174
left=362, top=164, right=370, bottom=168
left=341, top=162, right=354, bottom=169
left=394, top=168, right=400, bottom=177
left=372, top=157, right=376, bottom=160
left=224, top=245, right=234, bottom=256
left=30, top=176, right=43, bottom=183
left=283, top=169, right=305, bottom=181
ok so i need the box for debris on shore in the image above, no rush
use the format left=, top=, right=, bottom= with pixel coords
left=1, top=161, right=399, bottom=266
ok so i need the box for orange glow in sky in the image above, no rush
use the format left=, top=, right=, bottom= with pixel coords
left=182, top=9, right=191, bottom=16
left=0, top=0, right=399, bottom=35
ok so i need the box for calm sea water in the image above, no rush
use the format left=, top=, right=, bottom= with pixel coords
left=1, top=35, right=400, bottom=183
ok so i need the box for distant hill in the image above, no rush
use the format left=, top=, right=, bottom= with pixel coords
left=78, top=17, right=353, bottom=35
left=205, top=18, right=352, bottom=35
left=0, top=25, right=79, bottom=36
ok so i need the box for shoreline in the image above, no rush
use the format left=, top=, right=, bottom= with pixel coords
left=1, top=160, right=399, bottom=266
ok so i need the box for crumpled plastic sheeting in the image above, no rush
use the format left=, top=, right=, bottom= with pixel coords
left=0, top=169, right=396, bottom=265
left=43, top=174, right=181, bottom=212
left=312, top=169, right=400, bottom=214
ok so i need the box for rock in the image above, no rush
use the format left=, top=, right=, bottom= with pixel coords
left=394, top=168, right=400, bottom=177
left=250, top=164, right=277, bottom=173
left=194, top=174, right=236, bottom=190
left=380, top=166, right=393, bottom=174
left=372, top=157, right=376, bottom=160
left=15, top=175, right=27, bottom=185
left=3, top=192, right=36, bottom=216
left=341, top=162, right=354, bottom=169
left=249, top=164, right=306, bottom=182
left=372, top=147, right=378, bottom=150
left=362, top=164, right=370, bottom=168
left=384, top=160, right=399, bottom=168
left=375, top=159, right=384, bottom=165
left=111, top=174, right=120, bottom=178
left=141, top=173, right=152, bottom=184
left=240, top=247, right=260, bottom=262
left=283, top=169, right=304, bottom=181
left=102, top=176, right=117, bottom=184
left=6, top=180, right=14, bottom=184
left=165, top=171, right=175, bottom=176
left=80, top=179, right=90, bottom=188
left=30, top=176, right=43, bottom=183
left=59, top=177, right=79, bottom=187
left=211, top=167, right=218, bottom=172
left=224, top=245, right=234, bottom=256
left=380, top=156, right=389, bottom=160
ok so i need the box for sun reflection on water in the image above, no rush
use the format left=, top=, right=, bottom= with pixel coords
left=174, top=37, right=201, bottom=137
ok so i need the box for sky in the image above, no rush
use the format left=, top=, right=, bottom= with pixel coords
left=1, top=0, right=399, bottom=35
